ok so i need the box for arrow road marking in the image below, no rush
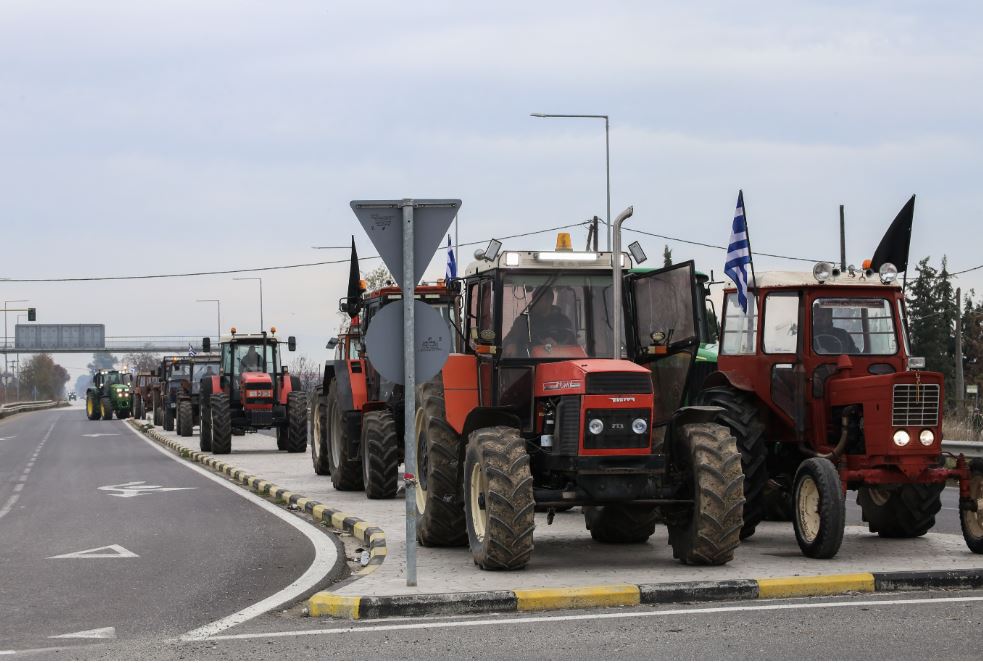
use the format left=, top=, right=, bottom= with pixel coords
left=81, top=433, right=120, bottom=438
left=0, top=436, right=16, bottom=441
left=98, top=481, right=196, bottom=498
left=50, top=627, right=116, bottom=640
left=48, top=544, right=138, bottom=559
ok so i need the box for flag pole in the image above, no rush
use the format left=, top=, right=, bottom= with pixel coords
left=739, top=189, right=758, bottom=297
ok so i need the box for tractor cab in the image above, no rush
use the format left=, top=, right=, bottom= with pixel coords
left=202, top=330, right=296, bottom=414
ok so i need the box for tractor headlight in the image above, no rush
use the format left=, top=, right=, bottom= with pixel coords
left=919, top=429, right=935, bottom=446
left=631, top=418, right=648, bottom=434
left=879, top=262, right=898, bottom=284
left=588, top=418, right=604, bottom=435
left=813, top=262, right=834, bottom=283
left=893, top=430, right=911, bottom=447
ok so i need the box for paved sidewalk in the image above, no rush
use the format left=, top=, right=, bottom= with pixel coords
left=149, top=427, right=983, bottom=598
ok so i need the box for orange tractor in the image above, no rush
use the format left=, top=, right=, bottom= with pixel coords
left=698, top=263, right=983, bottom=557
left=411, top=233, right=745, bottom=570
left=311, top=282, right=459, bottom=499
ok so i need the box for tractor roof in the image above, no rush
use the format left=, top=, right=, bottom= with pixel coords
left=364, top=282, right=452, bottom=300
left=220, top=333, right=281, bottom=344
left=465, top=250, right=631, bottom=276
left=731, top=271, right=902, bottom=290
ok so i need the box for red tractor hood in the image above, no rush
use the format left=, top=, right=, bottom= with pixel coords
left=241, top=371, right=273, bottom=385
left=534, top=359, right=651, bottom=397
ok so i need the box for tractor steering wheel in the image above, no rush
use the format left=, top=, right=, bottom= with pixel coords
left=815, top=333, right=846, bottom=354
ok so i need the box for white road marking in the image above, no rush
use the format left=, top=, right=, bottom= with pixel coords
left=12, top=484, right=23, bottom=493
left=50, top=627, right=116, bottom=640
left=81, top=433, right=121, bottom=438
left=98, top=481, right=196, bottom=498
left=48, top=544, right=139, bottom=559
left=189, top=594, right=983, bottom=642
left=123, top=425, right=338, bottom=640
left=0, top=494, right=20, bottom=519
left=0, top=436, right=16, bottom=441
left=1, top=423, right=57, bottom=522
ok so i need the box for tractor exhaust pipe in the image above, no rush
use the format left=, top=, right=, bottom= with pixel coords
left=611, top=206, right=634, bottom=360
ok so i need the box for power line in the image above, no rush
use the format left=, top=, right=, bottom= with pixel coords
left=622, top=227, right=830, bottom=264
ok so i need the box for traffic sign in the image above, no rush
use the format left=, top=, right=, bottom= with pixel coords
left=351, top=199, right=460, bottom=287
left=364, top=300, right=451, bottom=385
left=968, top=385, right=979, bottom=395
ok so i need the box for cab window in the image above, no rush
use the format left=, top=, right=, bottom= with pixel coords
left=763, top=292, right=800, bottom=354
left=720, top=293, right=757, bottom=355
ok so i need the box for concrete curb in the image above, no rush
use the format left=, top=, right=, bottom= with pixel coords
left=127, top=420, right=388, bottom=576
left=308, top=569, right=983, bottom=620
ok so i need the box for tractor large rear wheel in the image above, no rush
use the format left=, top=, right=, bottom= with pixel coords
left=666, top=423, right=744, bottom=565
left=210, top=393, right=232, bottom=455
left=285, top=391, right=308, bottom=453
left=858, top=484, right=944, bottom=538
left=153, top=393, right=162, bottom=426
left=414, top=374, right=467, bottom=547
left=361, top=410, right=399, bottom=499
left=960, top=459, right=983, bottom=554
left=695, top=386, right=768, bottom=540
left=310, top=388, right=330, bottom=475
left=100, top=397, right=113, bottom=420
left=133, top=397, right=144, bottom=420
left=463, top=426, right=535, bottom=570
left=585, top=505, right=659, bottom=544
left=327, top=379, right=363, bottom=490
left=86, top=394, right=100, bottom=420
left=199, top=399, right=213, bottom=452
left=162, top=402, right=174, bottom=432
left=792, top=458, right=844, bottom=559
left=177, top=400, right=193, bottom=437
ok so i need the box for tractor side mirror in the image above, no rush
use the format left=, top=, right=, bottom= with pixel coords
left=202, top=337, right=211, bottom=353
left=288, top=336, right=297, bottom=352
left=326, top=337, right=339, bottom=350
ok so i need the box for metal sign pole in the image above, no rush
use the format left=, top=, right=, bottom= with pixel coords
left=401, top=200, right=418, bottom=587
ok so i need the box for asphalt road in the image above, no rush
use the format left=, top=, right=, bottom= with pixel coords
left=0, top=406, right=338, bottom=654
left=18, top=589, right=983, bottom=660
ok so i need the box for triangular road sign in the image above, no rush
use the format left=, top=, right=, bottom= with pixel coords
left=51, top=627, right=116, bottom=640
left=48, top=544, right=138, bottom=559
left=351, top=199, right=461, bottom=287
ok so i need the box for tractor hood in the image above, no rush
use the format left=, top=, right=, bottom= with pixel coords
left=534, top=359, right=653, bottom=397
left=240, top=371, right=273, bottom=384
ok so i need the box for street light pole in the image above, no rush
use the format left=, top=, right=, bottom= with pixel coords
left=15, top=313, right=26, bottom=401
left=531, top=112, right=611, bottom=250
left=233, top=278, right=264, bottom=332
left=3, top=299, right=28, bottom=398
left=196, top=299, right=222, bottom=342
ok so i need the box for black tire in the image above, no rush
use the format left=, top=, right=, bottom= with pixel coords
left=162, top=400, right=174, bottom=431
left=695, top=386, right=768, bottom=540
left=463, top=426, right=535, bottom=570
left=100, top=397, right=113, bottom=420
left=86, top=394, right=100, bottom=420
left=792, top=458, right=845, bottom=559
left=276, top=425, right=289, bottom=450
left=210, top=393, right=232, bottom=455
left=858, top=484, right=944, bottom=538
left=327, top=379, right=362, bottom=490
left=153, top=392, right=162, bottom=426
left=414, top=374, right=467, bottom=546
left=361, top=410, right=399, bottom=499
left=133, top=397, right=143, bottom=420
left=961, top=459, right=983, bottom=554
left=585, top=505, right=658, bottom=544
left=177, top=400, right=193, bottom=437
left=666, top=423, right=744, bottom=565
left=199, top=400, right=212, bottom=452
left=763, top=477, right=795, bottom=521
left=286, top=391, right=308, bottom=453
left=311, top=388, right=330, bottom=475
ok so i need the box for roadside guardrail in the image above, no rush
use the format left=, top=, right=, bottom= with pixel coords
left=0, top=400, right=63, bottom=420
left=944, top=440, right=983, bottom=458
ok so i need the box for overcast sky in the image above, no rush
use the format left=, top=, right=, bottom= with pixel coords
left=2, top=1, right=981, bottom=384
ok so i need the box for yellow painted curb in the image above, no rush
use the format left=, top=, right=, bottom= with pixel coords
left=330, top=512, right=348, bottom=529
left=352, top=521, right=368, bottom=539
left=308, top=593, right=361, bottom=619
left=514, top=584, right=641, bottom=612
left=757, top=573, right=875, bottom=599
left=311, top=504, right=326, bottom=521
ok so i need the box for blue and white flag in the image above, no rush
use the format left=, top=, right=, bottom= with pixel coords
left=445, top=234, right=457, bottom=281
left=724, top=190, right=753, bottom=313
left=188, top=344, right=197, bottom=357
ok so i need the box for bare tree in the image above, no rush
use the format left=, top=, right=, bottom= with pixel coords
left=287, top=354, right=321, bottom=394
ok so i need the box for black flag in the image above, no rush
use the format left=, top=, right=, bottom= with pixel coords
left=345, top=236, right=363, bottom=317
left=871, top=195, right=915, bottom=272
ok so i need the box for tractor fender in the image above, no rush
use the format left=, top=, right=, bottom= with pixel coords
left=200, top=375, right=222, bottom=398
left=440, top=354, right=480, bottom=435
left=461, top=407, right=522, bottom=440
left=666, top=405, right=727, bottom=460
left=326, top=360, right=367, bottom=412
left=702, top=369, right=754, bottom=393
left=277, top=374, right=301, bottom=405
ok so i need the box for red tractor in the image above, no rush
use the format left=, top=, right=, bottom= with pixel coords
left=311, top=282, right=459, bottom=499
left=411, top=234, right=745, bottom=570
left=198, top=329, right=307, bottom=455
left=699, top=263, right=983, bottom=558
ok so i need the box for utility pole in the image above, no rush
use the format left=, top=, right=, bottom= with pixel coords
left=956, top=287, right=966, bottom=416
left=839, top=205, right=847, bottom=271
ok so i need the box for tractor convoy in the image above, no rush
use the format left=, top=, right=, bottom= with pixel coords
left=83, top=215, right=983, bottom=576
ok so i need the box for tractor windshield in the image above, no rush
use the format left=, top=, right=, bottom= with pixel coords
left=234, top=342, right=277, bottom=374
left=168, top=363, right=191, bottom=380
left=812, top=298, right=898, bottom=356
left=192, top=362, right=219, bottom=382
left=501, top=273, right=614, bottom=359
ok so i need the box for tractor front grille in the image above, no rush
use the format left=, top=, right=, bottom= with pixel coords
left=892, top=383, right=940, bottom=427
left=554, top=396, right=581, bottom=454
left=586, top=372, right=652, bottom=395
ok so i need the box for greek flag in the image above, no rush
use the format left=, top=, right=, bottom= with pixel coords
left=188, top=344, right=197, bottom=357
left=445, top=234, right=457, bottom=281
left=725, top=190, right=753, bottom=313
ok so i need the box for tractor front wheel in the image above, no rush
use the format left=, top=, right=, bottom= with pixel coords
left=177, top=400, right=193, bottom=437
left=415, top=375, right=467, bottom=546
left=792, top=458, right=845, bottom=559
left=133, top=397, right=144, bottom=420
left=199, top=400, right=212, bottom=452
left=361, top=410, right=399, bottom=499
left=153, top=393, right=162, bottom=426
left=210, top=393, right=232, bottom=454
left=666, top=423, right=744, bottom=565
left=463, top=426, right=535, bottom=570
left=327, top=379, right=362, bottom=490
left=858, top=483, right=943, bottom=538
left=960, top=459, right=983, bottom=554
left=100, top=397, right=113, bottom=420
left=311, top=389, right=330, bottom=475
left=162, top=402, right=174, bottom=432
left=585, top=505, right=658, bottom=544
left=285, top=391, right=308, bottom=453
left=86, top=395, right=99, bottom=420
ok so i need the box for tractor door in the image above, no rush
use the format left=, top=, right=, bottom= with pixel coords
left=624, top=261, right=701, bottom=437
left=758, top=290, right=807, bottom=436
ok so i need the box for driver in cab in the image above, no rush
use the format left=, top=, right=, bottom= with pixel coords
left=239, top=345, right=263, bottom=373
left=812, top=306, right=859, bottom=354
left=503, top=286, right=576, bottom=357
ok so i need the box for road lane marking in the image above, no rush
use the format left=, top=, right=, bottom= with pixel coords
left=189, top=594, right=983, bottom=642
left=82, top=433, right=120, bottom=438
left=12, top=483, right=23, bottom=493
left=124, top=425, right=338, bottom=640
left=0, top=494, right=20, bottom=519
left=98, top=481, right=196, bottom=498
left=48, top=544, right=139, bottom=559
left=50, top=626, right=116, bottom=640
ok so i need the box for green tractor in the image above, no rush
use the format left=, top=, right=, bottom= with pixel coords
left=85, top=370, right=133, bottom=421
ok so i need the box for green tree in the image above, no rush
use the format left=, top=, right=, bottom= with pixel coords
left=962, top=290, right=983, bottom=397
left=906, top=256, right=959, bottom=402
left=663, top=245, right=673, bottom=268
left=19, top=354, right=70, bottom=400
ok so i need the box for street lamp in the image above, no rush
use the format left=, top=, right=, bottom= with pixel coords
left=3, top=299, right=28, bottom=395
left=15, top=313, right=27, bottom=401
left=233, top=278, right=264, bottom=332
left=196, top=299, right=222, bottom=343
left=530, top=112, right=611, bottom=250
